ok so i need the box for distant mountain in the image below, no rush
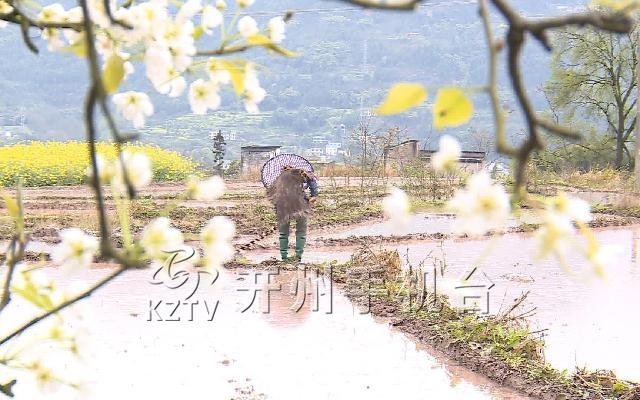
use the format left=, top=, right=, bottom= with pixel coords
left=0, top=0, right=586, bottom=164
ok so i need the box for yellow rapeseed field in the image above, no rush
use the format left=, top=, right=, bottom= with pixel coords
left=0, top=141, right=200, bottom=187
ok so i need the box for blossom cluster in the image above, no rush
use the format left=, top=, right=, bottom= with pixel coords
left=4, top=143, right=234, bottom=396
left=382, top=135, right=614, bottom=275
left=79, top=152, right=235, bottom=271
left=7, top=0, right=290, bottom=127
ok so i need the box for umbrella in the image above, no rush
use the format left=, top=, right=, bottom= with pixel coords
left=261, top=153, right=314, bottom=188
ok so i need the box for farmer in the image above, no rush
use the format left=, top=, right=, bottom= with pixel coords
left=266, top=165, right=318, bottom=261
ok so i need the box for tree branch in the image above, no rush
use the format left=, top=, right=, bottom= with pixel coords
left=330, top=0, right=421, bottom=11
left=0, top=265, right=128, bottom=347
left=485, top=0, right=632, bottom=194
left=196, top=44, right=251, bottom=56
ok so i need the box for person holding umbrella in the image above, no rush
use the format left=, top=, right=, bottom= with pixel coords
left=261, top=154, right=319, bottom=262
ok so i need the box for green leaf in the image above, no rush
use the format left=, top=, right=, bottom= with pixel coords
left=0, top=191, right=19, bottom=222
left=193, top=25, right=204, bottom=40
left=11, top=277, right=55, bottom=310
left=375, top=83, right=427, bottom=116
left=222, top=60, right=245, bottom=96
left=63, top=36, right=88, bottom=58
left=247, top=34, right=272, bottom=46
left=247, top=34, right=299, bottom=57
left=433, top=87, right=473, bottom=129
left=103, top=54, right=126, bottom=95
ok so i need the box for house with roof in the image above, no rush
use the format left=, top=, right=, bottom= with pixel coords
left=383, top=139, right=485, bottom=174
left=240, top=145, right=281, bottom=176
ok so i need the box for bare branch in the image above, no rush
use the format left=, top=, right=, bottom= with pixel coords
left=196, top=44, right=251, bottom=56
left=329, top=0, right=421, bottom=11
left=479, top=0, right=517, bottom=157
left=536, top=117, right=581, bottom=140
left=485, top=0, right=634, bottom=194
left=19, top=16, right=38, bottom=54
left=102, top=0, right=132, bottom=29
left=0, top=265, right=128, bottom=347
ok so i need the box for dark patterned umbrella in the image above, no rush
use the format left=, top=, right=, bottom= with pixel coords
left=261, top=153, right=314, bottom=188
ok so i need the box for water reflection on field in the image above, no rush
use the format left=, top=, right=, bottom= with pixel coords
left=0, top=266, right=527, bottom=399
left=285, top=223, right=640, bottom=382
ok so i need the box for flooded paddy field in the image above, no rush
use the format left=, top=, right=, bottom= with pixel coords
left=0, top=265, right=528, bottom=400
left=3, top=184, right=640, bottom=399
left=246, top=217, right=640, bottom=383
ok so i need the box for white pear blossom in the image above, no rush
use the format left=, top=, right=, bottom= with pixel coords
left=161, top=72, right=186, bottom=97
left=201, top=216, right=236, bottom=246
left=64, top=6, right=83, bottom=23
left=533, top=193, right=597, bottom=273
left=114, top=151, right=153, bottom=191
left=113, top=91, right=154, bottom=128
left=141, top=217, right=184, bottom=260
left=95, top=32, right=117, bottom=56
left=51, top=229, right=99, bottom=273
left=129, top=1, right=169, bottom=39
left=200, top=216, right=236, bottom=270
left=534, top=212, right=575, bottom=260
left=187, top=175, right=226, bottom=200
left=171, top=41, right=197, bottom=72
left=548, top=192, right=592, bottom=224
left=203, top=242, right=235, bottom=270
left=123, top=58, right=135, bottom=79
left=188, top=79, right=221, bottom=114
left=0, top=1, right=14, bottom=28
left=587, top=244, right=623, bottom=276
left=202, top=5, right=223, bottom=33
left=431, top=135, right=461, bottom=172
left=176, top=0, right=202, bottom=23
left=238, top=15, right=258, bottom=38
left=244, top=63, right=260, bottom=89
left=38, top=4, right=65, bottom=23
left=448, top=171, right=511, bottom=235
left=382, top=186, right=411, bottom=228
left=237, top=0, right=254, bottom=8
left=145, top=43, right=172, bottom=73
left=243, top=64, right=265, bottom=113
left=32, top=359, right=63, bottom=394
left=39, top=4, right=66, bottom=51
left=267, top=16, right=285, bottom=43
left=42, top=28, right=65, bottom=51
left=206, top=59, right=231, bottom=84
left=85, top=154, right=116, bottom=183
left=145, top=47, right=186, bottom=97
left=157, top=19, right=195, bottom=51
left=60, top=7, right=84, bottom=44
left=244, top=86, right=266, bottom=114
left=87, top=0, right=114, bottom=28
left=154, top=20, right=196, bottom=71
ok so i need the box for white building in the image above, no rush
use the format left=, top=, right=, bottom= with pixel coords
left=312, top=136, right=329, bottom=146
left=223, top=131, right=238, bottom=141
left=325, top=142, right=342, bottom=156
left=305, top=147, right=324, bottom=157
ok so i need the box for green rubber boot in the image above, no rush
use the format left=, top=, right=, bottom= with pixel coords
left=295, top=217, right=308, bottom=260
left=279, top=221, right=290, bottom=261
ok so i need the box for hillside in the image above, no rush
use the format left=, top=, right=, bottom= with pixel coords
left=0, top=0, right=583, bottom=164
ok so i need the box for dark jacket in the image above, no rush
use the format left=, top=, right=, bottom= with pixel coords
left=304, top=174, right=319, bottom=198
